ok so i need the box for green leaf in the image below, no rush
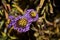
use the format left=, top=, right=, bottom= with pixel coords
left=0, top=20, right=4, bottom=29
left=1, top=32, right=6, bottom=37
left=8, top=34, right=17, bottom=39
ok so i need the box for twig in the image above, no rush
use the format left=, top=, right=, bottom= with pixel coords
left=12, top=2, right=24, bottom=14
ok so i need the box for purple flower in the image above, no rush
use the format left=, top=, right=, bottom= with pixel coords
left=8, top=15, right=32, bottom=33
left=24, top=9, right=39, bottom=22
left=8, top=9, right=39, bottom=33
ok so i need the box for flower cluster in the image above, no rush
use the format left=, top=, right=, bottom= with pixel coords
left=8, top=9, right=38, bottom=33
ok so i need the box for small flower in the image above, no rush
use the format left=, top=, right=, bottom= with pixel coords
left=8, top=9, right=38, bottom=33
left=8, top=15, right=32, bottom=33
left=24, top=9, right=38, bottom=22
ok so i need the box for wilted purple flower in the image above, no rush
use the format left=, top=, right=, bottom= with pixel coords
left=24, top=9, right=39, bottom=22
left=8, top=15, right=32, bottom=33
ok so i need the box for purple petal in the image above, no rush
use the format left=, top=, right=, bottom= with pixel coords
left=24, top=9, right=39, bottom=22
left=8, top=15, right=15, bottom=20
left=8, top=24, right=12, bottom=28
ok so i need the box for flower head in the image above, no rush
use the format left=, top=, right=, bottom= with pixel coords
left=8, top=9, right=38, bottom=33
left=24, top=9, right=38, bottom=22
left=8, top=15, right=32, bottom=33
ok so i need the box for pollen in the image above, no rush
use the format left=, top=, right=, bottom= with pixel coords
left=18, top=18, right=27, bottom=27
left=30, top=11, right=36, bottom=18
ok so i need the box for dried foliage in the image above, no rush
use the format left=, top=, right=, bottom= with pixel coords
left=0, top=0, right=60, bottom=40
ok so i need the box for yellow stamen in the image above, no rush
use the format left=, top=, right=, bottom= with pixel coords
left=30, top=11, right=36, bottom=18
left=18, top=18, right=27, bottom=27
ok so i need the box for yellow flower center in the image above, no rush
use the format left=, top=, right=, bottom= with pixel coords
left=18, top=18, right=27, bottom=27
left=30, top=11, right=36, bottom=18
